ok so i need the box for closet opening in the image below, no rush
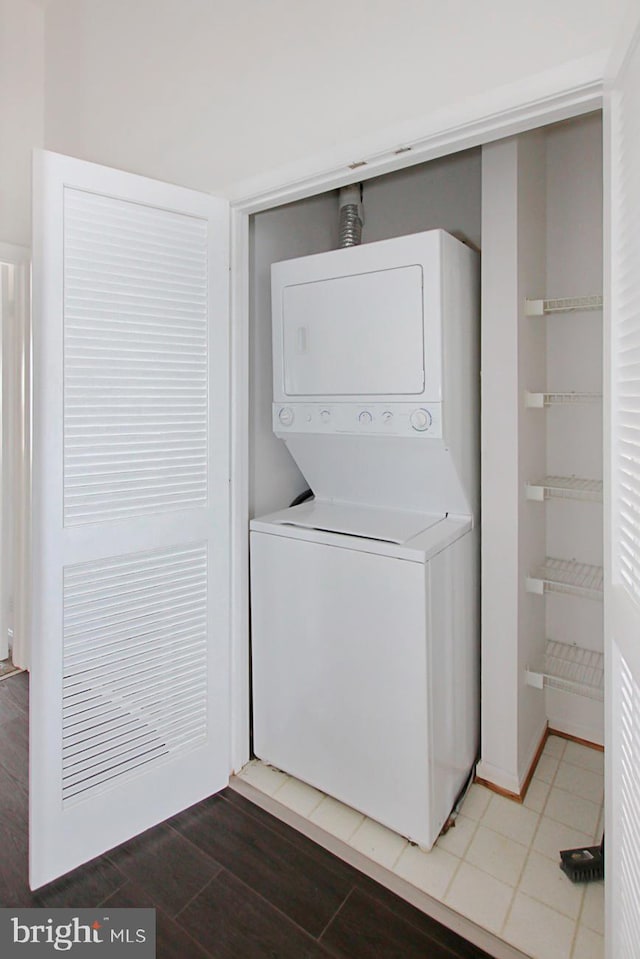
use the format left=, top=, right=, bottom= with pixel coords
left=237, top=110, right=604, bottom=959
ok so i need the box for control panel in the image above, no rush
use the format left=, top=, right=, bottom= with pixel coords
left=273, top=402, right=442, bottom=438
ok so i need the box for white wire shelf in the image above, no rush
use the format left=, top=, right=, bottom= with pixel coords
left=525, top=391, right=603, bottom=408
left=526, top=557, right=604, bottom=601
left=525, top=295, right=603, bottom=316
left=525, top=640, right=604, bottom=701
left=525, top=475, right=603, bottom=502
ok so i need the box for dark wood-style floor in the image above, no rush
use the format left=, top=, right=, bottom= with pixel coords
left=0, top=672, right=495, bottom=958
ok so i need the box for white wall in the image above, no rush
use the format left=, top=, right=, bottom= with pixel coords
left=42, top=0, right=625, bottom=196
left=362, top=150, right=481, bottom=250
left=0, top=0, right=44, bottom=246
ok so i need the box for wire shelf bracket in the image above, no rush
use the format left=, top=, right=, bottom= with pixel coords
left=525, top=557, right=604, bottom=601
left=525, top=475, right=603, bottom=502
left=525, top=640, right=604, bottom=701
left=525, top=295, right=603, bottom=316
left=525, top=391, right=603, bottom=408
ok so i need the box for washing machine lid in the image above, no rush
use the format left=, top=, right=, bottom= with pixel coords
left=259, top=500, right=444, bottom=545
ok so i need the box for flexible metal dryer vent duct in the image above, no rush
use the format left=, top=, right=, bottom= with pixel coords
left=338, top=184, right=363, bottom=247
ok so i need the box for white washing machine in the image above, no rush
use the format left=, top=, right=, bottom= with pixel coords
left=251, top=501, right=479, bottom=848
left=250, top=229, right=480, bottom=848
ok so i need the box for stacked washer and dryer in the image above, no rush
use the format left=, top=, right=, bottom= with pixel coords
left=250, top=228, right=480, bottom=849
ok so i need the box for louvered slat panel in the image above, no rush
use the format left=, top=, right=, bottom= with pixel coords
left=63, top=685, right=206, bottom=744
left=609, top=24, right=640, bottom=959
left=618, top=654, right=640, bottom=957
left=63, top=615, right=207, bottom=661
left=614, top=69, right=640, bottom=605
left=64, top=637, right=206, bottom=685
left=64, top=700, right=206, bottom=756
left=64, top=580, right=207, bottom=625
left=62, top=543, right=208, bottom=806
left=63, top=188, right=209, bottom=526
left=63, top=610, right=207, bottom=654
left=612, top=29, right=640, bottom=610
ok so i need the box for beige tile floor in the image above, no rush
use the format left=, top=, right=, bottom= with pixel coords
left=238, top=735, right=604, bottom=959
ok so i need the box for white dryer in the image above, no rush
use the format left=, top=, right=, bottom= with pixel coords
left=250, top=229, right=480, bottom=848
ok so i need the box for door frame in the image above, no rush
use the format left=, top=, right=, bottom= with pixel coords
left=227, top=57, right=606, bottom=772
left=0, top=242, right=31, bottom=671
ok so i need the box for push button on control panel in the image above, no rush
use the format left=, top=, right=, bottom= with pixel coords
left=409, top=408, right=432, bottom=432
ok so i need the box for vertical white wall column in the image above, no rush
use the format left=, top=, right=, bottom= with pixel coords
left=0, top=250, right=30, bottom=669
left=0, top=264, right=8, bottom=663
left=516, top=133, right=549, bottom=777
left=12, top=257, right=31, bottom=669
left=478, top=133, right=547, bottom=793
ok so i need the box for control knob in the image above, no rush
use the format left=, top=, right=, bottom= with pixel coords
left=409, top=408, right=432, bottom=432
left=358, top=410, right=373, bottom=425
left=278, top=406, right=295, bottom=427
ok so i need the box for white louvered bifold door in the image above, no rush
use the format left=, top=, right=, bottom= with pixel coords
left=605, top=12, right=640, bottom=959
left=29, top=151, right=230, bottom=889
